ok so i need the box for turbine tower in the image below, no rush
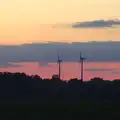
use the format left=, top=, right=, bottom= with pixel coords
left=57, top=52, right=62, bottom=79
left=79, top=52, right=86, bottom=82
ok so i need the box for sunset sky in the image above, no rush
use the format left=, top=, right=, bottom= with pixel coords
left=0, top=0, right=120, bottom=45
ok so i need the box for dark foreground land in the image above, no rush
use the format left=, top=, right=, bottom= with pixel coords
left=0, top=72, right=120, bottom=120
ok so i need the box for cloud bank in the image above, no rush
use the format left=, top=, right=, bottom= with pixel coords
left=85, top=68, right=115, bottom=72
left=72, top=19, right=120, bottom=28
left=0, top=41, right=120, bottom=67
left=85, top=68, right=120, bottom=75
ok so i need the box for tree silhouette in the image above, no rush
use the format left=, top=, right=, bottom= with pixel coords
left=0, top=72, right=119, bottom=120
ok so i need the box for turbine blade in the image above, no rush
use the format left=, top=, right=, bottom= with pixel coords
left=80, top=52, right=82, bottom=57
left=80, top=52, right=83, bottom=60
left=57, top=52, right=59, bottom=61
left=80, top=52, right=81, bottom=59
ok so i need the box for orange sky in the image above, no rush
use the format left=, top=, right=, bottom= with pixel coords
left=0, top=0, right=120, bottom=45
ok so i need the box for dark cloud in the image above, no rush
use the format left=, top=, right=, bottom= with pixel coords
left=72, top=19, right=120, bottom=28
left=0, top=62, right=23, bottom=68
left=38, top=62, right=50, bottom=67
left=85, top=68, right=115, bottom=72
left=0, top=41, right=120, bottom=68
left=111, top=71, right=120, bottom=74
left=85, top=68, right=120, bottom=74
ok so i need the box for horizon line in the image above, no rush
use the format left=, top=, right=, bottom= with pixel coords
left=0, top=40, right=120, bottom=46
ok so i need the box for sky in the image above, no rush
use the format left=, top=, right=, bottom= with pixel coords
left=0, top=42, right=120, bottom=80
left=0, top=0, right=120, bottom=44
left=1, top=62, right=120, bottom=80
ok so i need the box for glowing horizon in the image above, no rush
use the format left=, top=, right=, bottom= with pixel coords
left=0, top=62, right=120, bottom=80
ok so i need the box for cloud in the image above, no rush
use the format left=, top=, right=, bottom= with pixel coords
left=85, top=68, right=115, bottom=72
left=39, top=62, right=48, bottom=66
left=85, top=68, right=120, bottom=74
left=38, top=62, right=53, bottom=67
left=0, top=62, right=23, bottom=68
left=72, top=19, right=120, bottom=28
left=111, top=71, right=120, bottom=74
left=0, top=41, right=120, bottom=68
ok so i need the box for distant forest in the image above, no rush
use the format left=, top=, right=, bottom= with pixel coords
left=0, top=72, right=120, bottom=120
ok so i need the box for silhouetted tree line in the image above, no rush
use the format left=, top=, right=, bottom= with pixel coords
left=0, top=72, right=120, bottom=119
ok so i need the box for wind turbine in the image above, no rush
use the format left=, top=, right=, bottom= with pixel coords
left=57, top=52, right=62, bottom=79
left=79, top=52, right=86, bottom=82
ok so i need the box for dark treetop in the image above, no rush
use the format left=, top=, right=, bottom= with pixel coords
left=0, top=72, right=120, bottom=120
